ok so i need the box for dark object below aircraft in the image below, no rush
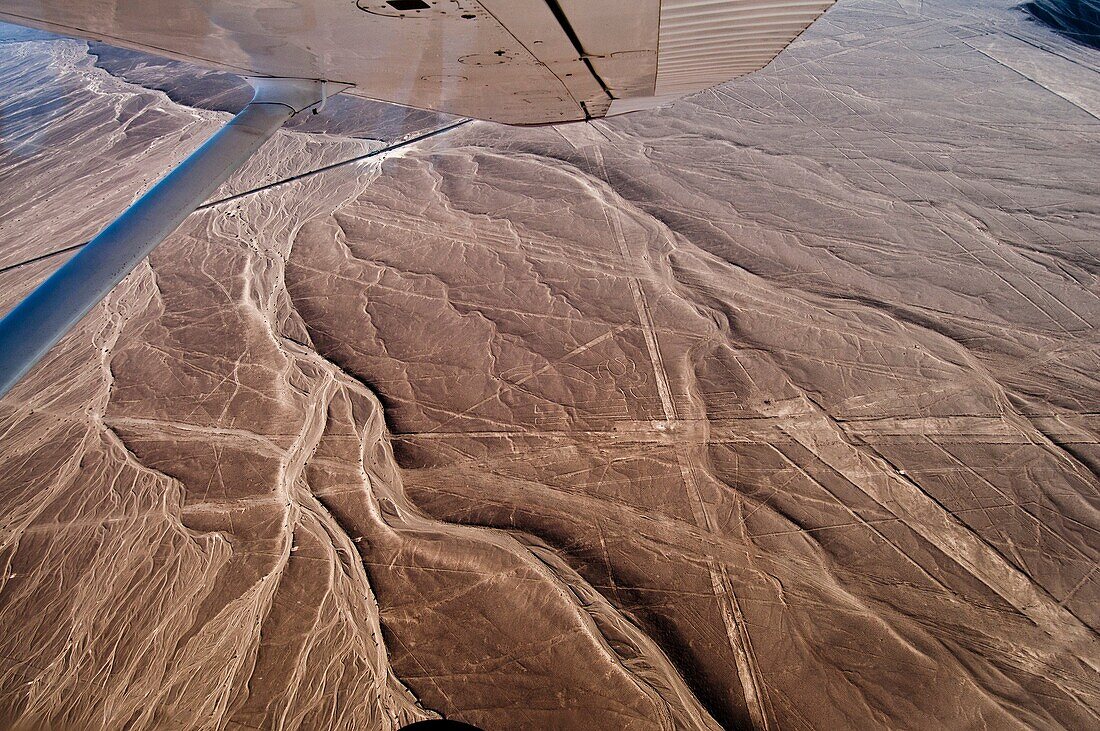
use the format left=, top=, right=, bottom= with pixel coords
left=1021, top=0, right=1100, bottom=49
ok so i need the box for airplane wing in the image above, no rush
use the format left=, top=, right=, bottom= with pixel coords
left=0, top=0, right=835, bottom=125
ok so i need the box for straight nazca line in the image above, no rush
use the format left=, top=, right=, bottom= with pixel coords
left=0, top=118, right=473, bottom=276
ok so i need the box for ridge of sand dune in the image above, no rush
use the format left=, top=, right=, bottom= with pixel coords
left=1, top=0, right=1099, bottom=728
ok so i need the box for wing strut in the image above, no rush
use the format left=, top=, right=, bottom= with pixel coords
left=0, top=77, right=331, bottom=399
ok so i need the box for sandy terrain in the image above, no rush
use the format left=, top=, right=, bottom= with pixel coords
left=0, top=0, right=1097, bottom=728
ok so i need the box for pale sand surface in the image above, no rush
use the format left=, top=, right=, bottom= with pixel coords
left=0, top=0, right=1097, bottom=728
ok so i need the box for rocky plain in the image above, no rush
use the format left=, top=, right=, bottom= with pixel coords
left=0, top=0, right=1097, bottom=728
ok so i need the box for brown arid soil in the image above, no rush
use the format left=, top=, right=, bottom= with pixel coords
left=0, top=0, right=1097, bottom=728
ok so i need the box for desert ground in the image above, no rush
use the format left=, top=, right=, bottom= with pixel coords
left=0, top=0, right=1097, bottom=728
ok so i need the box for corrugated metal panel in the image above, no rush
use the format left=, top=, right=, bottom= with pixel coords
left=655, top=0, right=835, bottom=95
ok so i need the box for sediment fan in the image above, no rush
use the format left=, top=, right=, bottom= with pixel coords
left=0, top=0, right=834, bottom=396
